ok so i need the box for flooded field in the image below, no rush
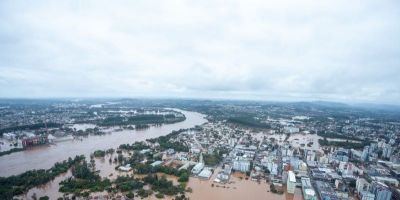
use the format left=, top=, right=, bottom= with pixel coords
left=0, top=109, right=206, bottom=177
left=18, top=171, right=71, bottom=200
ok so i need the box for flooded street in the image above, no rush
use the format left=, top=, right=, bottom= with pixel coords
left=21, top=158, right=305, bottom=200
left=0, top=109, right=206, bottom=177
left=187, top=170, right=303, bottom=200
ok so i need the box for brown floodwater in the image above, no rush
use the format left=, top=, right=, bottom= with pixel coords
left=0, top=109, right=206, bottom=177
left=19, top=147, right=306, bottom=200
left=9, top=110, right=308, bottom=200
left=17, top=171, right=72, bottom=200
left=186, top=170, right=304, bottom=200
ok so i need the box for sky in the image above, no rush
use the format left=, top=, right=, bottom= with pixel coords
left=0, top=0, right=399, bottom=104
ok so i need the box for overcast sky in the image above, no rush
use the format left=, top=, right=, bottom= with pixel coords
left=0, top=0, right=399, bottom=104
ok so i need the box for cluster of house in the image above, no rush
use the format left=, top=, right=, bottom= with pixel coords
left=111, top=119, right=400, bottom=200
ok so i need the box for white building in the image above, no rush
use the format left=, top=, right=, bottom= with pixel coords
left=228, top=138, right=236, bottom=147
left=190, top=147, right=201, bottom=154
left=287, top=171, right=296, bottom=194
left=150, top=161, right=163, bottom=167
left=192, top=163, right=204, bottom=175
left=261, top=157, right=278, bottom=175
left=284, top=127, right=300, bottom=134
left=306, top=150, right=316, bottom=161
left=356, top=178, right=371, bottom=194
left=198, top=168, right=213, bottom=179
left=362, top=146, right=369, bottom=161
left=223, top=164, right=232, bottom=174
left=383, top=144, right=393, bottom=159
left=233, top=159, right=250, bottom=172
left=119, top=164, right=132, bottom=172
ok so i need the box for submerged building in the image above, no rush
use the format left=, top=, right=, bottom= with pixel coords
left=22, top=135, right=49, bottom=148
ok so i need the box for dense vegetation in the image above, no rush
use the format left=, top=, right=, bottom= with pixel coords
left=0, top=148, right=24, bottom=157
left=58, top=160, right=189, bottom=198
left=317, top=131, right=363, bottom=141
left=73, top=127, right=105, bottom=136
left=228, top=116, right=271, bottom=129
left=59, top=160, right=112, bottom=197
left=147, top=129, right=189, bottom=152
left=114, top=176, right=144, bottom=192
left=203, top=152, right=223, bottom=166
left=135, top=124, right=150, bottom=129
left=318, top=138, right=369, bottom=149
left=0, top=123, right=61, bottom=135
left=0, top=155, right=85, bottom=200
left=98, top=114, right=185, bottom=126
left=119, top=141, right=150, bottom=151
left=92, top=150, right=106, bottom=157
left=135, top=164, right=190, bottom=183
left=143, top=174, right=185, bottom=196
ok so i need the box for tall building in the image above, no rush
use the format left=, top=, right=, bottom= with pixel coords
left=369, top=143, right=377, bottom=154
left=382, top=144, right=393, bottom=159
left=233, top=159, right=250, bottom=172
left=356, top=178, right=370, bottom=194
left=287, top=171, right=296, bottom=194
left=370, top=182, right=392, bottom=200
left=362, top=146, right=369, bottom=161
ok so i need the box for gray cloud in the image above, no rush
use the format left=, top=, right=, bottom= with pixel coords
left=0, top=0, right=399, bottom=104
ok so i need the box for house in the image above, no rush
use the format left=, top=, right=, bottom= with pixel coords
left=198, top=168, right=212, bottom=179
left=192, top=163, right=204, bottom=175
left=151, top=161, right=163, bottom=167
left=119, top=164, right=132, bottom=172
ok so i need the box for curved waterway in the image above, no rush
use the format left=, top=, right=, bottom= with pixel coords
left=0, top=109, right=206, bottom=177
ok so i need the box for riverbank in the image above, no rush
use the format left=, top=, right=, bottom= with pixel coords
left=0, top=109, right=206, bottom=177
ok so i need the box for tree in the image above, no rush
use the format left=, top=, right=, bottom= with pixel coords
left=178, top=172, right=189, bottom=182
left=155, top=193, right=165, bottom=198
left=126, top=191, right=134, bottom=198
left=39, top=196, right=49, bottom=200
left=349, top=180, right=356, bottom=188
left=118, top=154, right=124, bottom=163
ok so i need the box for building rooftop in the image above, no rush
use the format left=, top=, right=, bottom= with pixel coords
left=198, top=168, right=212, bottom=179
left=288, top=171, right=296, bottom=182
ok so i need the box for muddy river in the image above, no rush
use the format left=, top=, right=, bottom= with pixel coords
left=0, top=109, right=206, bottom=177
